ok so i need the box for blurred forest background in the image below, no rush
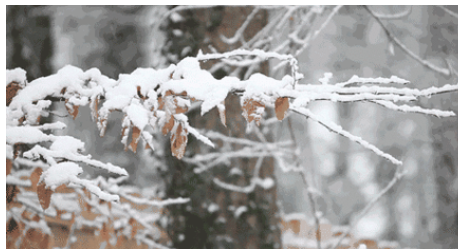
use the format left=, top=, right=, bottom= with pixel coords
left=6, top=5, right=458, bottom=249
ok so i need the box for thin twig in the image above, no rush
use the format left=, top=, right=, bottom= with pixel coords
left=295, top=5, right=343, bottom=57
left=330, top=168, right=406, bottom=249
left=291, top=107, right=403, bottom=165
left=369, top=6, right=412, bottom=20
left=364, top=5, right=450, bottom=77
left=287, top=117, right=322, bottom=249
left=220, top=7, right=260, bottom=45
left=438, top=5, right=458, bottom=20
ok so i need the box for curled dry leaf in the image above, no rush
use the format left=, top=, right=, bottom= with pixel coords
left=6, top=159, right=12, bottom=176
left=37, top=182, right=53, bottom=210
left=6, top=82, right=22, bottom=106
left=30, top=167, right=43, bottom=192
left=242, top=98, right=265, bottom=126
left=171, top=123, right=188, bottom=159
left=275, top=97, right=289, bottom=121
left=91, top=97, right=99, bottom=121
left=162, top=116, right=175, bottom=135
left=65, top=100, right=79, bottom=120
left=157, top=96, right=165, bottom=110
left=130, top=126, right=141, bottom=153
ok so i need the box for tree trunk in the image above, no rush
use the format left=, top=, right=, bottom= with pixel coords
left=162, top=7, right=282, bottom=249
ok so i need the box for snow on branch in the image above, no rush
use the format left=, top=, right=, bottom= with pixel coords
left=292, top=107, right=403, bottom=165
left=6, top=50, right=458, bottom=208
left=7, top=51, right=457, bottom=168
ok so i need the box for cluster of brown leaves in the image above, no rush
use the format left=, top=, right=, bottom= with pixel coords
left=6, top=162, right=167, bottom=249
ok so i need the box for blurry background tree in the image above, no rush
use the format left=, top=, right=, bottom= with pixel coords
left=6, top=5, right=458, bottom=249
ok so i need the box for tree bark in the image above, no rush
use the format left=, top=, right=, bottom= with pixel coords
left=162, top=7, right=282, bottom=249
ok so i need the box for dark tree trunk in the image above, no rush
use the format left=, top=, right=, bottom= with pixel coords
left=162, top=7, right=282, bottom=249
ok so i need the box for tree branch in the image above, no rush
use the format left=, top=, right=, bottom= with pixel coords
left=364, top=5, right=451, bottom=77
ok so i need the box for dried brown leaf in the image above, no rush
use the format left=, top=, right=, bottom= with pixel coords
left=158, top=96, right=165, bottom=110
left=162, top=116, right=175, bottom=135
left=275, top=97, right=289, bottom=121
left=65, top=100, right=79, bottom=119
left=242, top=99, right=265, bottom=125
left=130, top=126, right=141, bottom=153
left=171, top=123, right=188, bottom=159
left=30, top=167, right=43, bottom=192
left=91, top=97, right=99, bottom=120
left=6, top=159, right=12, bottom=176
left=6, top=82, right=22, bottom=106
left=37, top=182, right=53, bottom=210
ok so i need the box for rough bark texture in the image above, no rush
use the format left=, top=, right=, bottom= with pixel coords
left=162, top=7, right=282, bottom=249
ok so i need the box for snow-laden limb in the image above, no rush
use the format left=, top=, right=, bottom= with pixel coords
left=335, top=75, right=410, bottom=87
left=40, top=162, right=83, bottom=190
left=213, top=177, right=275, bottom=194
left=71, top=177, right=119, bottom=202
left=371, top=100, right=456, bottom=117
left=6, top=175, right=32, bottom=187
left=292, top=107, right=403, bottom=165
left=213, top=156, right=274, bottom=193
left=23, top=139, right=128, bottom=176
left=187, top=126, right=215, bottom=148
left=6, top=126, right=54, bottom=145
left=135, top=234, right=173, bottom=249
left=187, top=142, right=293, bottom=174
left=118, top=193, right=190, bottom=207
left=196, top=49, right=302, bottom=87
left=197, top=48, right=295, bottom=62
left=6, top=68, right=27, bottom=86
left=203, top=130, right=292, bottom=148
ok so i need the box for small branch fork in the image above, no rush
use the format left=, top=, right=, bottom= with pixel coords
left=329, top=168, right=406, bottom=249
left=364, top=5, right=451, bottom=77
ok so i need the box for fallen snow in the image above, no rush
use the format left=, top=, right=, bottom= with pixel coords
left=41, top=162, right=83, bottom=189
left=6, top=68, right=27, bottom=86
